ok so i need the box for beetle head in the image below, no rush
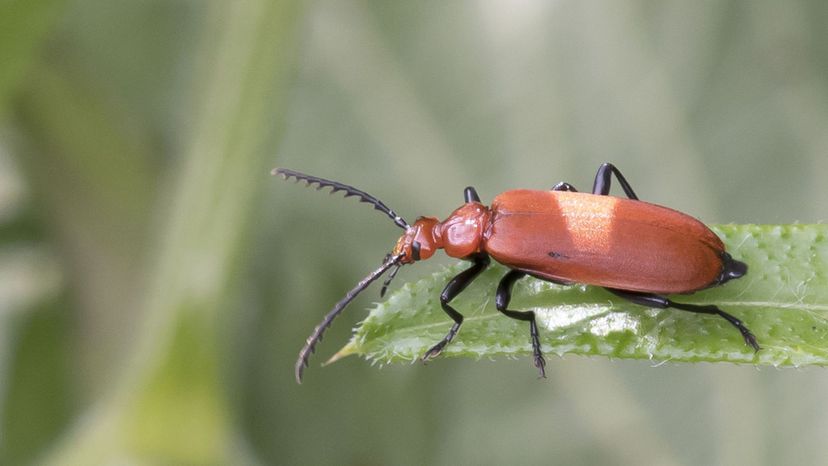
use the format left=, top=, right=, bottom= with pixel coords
left=393, top=216, right=441, bottom=264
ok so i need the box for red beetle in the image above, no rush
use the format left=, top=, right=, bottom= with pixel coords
left=276, top=163, right=757, bottom=383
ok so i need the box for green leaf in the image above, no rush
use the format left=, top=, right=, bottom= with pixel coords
left=337, top=225, right=828, bottom=368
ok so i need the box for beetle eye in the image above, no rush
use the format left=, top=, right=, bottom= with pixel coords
left=411, top=241, right=422, bottom=261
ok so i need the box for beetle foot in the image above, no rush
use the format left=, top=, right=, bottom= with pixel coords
left=740, top=327, right=761, bottom=352
left=713, top=308, right=761, bottom=352
left=529, top=320, right=546, bottom=378
left=533, top=353, right=546, bottom=378
left=422, top=340, right=448, bottom=362
left=422, top=321, right=461, bottom=363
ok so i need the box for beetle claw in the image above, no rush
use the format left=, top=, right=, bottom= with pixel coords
left=742, top=330, right=761, bottom=352
left=528, top=319, right=547, bottom=378
left=534, top=354, right=547, bottom=379
left=422, top=342, right=447, bottom=362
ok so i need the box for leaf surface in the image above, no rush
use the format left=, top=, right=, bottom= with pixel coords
left=336, top=225, right=828, bottom=367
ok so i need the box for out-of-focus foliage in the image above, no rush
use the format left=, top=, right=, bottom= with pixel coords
left=3, top=1, right=828, bottom=465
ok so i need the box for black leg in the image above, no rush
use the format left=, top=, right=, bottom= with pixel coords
left=423, top=254, right=490, bottom=361
left=464, top=186, right=481, bottom=203
left=592, top=162, right=639, bottom=200
left=552, top=182, right=578, bottom=192
left=606, top=288, right=760, bottom=351
left=496, top=270, right=546, bottom=378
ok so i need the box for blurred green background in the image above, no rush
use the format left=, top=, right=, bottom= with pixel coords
left=2, top=1, right=828, bottom=465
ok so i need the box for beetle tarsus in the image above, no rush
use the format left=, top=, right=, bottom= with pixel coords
left=422, top=326, right=458, bottom=361
left=530, top=319, right=546, bottom=378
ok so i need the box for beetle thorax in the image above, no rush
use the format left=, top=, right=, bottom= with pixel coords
left=437, top=202, right=490, bottom=259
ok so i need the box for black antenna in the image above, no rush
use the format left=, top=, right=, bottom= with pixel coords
left=295, top=252, right=406, bottom=383
left=273, top=168, right=410, bottom=230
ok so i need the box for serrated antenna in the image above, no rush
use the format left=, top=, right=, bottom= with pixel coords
left=273, top=168, right=410, bottom=230
left=294, top=252, right=405, bottom=383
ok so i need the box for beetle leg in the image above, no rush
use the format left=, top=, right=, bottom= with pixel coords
left=606, top=289, right=760, bottom=351
left=592, top=163, right=639, bottom=200
left=464, top=186, right=481, bottom=203
left=422, top=254, right=490, bottom=362
left=496, top=270, right=546, bottom=378
left=551, top=182, right=578, bottom=192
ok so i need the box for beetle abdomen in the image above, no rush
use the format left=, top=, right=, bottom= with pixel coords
left=484, top=190, right=726, bottom=294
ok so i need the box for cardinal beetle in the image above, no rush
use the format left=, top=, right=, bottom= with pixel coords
left=275, top=163, right=758, bottom=383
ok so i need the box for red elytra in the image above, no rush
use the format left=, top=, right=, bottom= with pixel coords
left=396, top=190, right=726, bottom=294
left=276, top=163, right=757, bottom=383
